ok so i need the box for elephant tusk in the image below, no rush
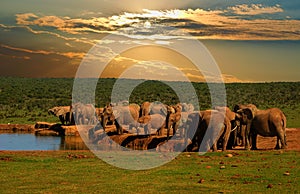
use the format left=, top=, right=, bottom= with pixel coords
left=231, top=125, right=238, bottom=132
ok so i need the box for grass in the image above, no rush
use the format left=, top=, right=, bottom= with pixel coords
left=0, top=150, right=299, bottom=193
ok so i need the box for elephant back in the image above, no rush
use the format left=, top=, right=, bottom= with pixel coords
left=149, top=101, right=167, bottom=116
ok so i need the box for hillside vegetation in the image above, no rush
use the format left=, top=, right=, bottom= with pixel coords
left=0, top=77, right=299, bottom=127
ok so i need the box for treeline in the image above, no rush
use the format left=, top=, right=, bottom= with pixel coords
left=0, top=77, right=299, bottom=127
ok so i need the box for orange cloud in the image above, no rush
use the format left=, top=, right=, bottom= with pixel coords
left=14, top=7, right=300, bottom=40
left=1, top=44, right=85, bottom=60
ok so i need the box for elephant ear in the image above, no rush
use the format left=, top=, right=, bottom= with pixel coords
left=175, top=104, right=182, bottom=113
left=56, top=108, right=66, bottom=117
left=233, top=104, right=241, bottom=112
left=167, top=106, right=175, bottom=114
left=243, top=108, right=254, bottom=120
left=160, top=106, right=168, bottom=116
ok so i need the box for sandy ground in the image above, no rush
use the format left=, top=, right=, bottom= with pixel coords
left=256, top=128, right=300, bottom=151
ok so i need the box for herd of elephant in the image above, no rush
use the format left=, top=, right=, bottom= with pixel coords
left=48, top=101, right=287, bottom=152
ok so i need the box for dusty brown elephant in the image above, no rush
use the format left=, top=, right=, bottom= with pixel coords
left=185, top=110, right=231, bottom=152
left=48, top=106, right=71, bottom=125
left=235, top=105, right=287, bottom=150
left=101, top=103, right=122, bottom=134
left=140, top=101, right=151, bottom=117
left=233, top=104, right=258, bottom=148
left=166, top=104, right=182, bottom=140
left=214, top=106, right=239, bottom=149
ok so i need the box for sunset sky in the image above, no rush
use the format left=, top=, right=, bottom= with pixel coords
left=1, top=0, right=300, bottom=82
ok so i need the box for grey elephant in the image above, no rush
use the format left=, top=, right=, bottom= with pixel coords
left=235, top=104, right=287, bottom=150
left=113, top=103, right=140, bottom=133
left=185, top=110, right=231, bottom=152
left=101, top=103, right=140, bottom=134
left=181, top=103, right=194, bottom=112
left=137, top=114, right=166, bottom=136
left=71, top=102, right=97, bottom=125
left=48, top=106, right=71, bottom=125
left=140, top=101, right=167, bottom=117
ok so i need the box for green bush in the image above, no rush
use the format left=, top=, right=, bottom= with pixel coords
left=0, top=77, right=299, bottom=127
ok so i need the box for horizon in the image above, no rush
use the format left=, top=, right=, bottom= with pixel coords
left=1, top=76, right=299, bottom=84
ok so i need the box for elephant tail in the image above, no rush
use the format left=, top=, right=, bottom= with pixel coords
left=281, top=111, right=287, bottom=146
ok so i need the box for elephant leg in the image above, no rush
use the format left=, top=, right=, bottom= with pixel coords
left=59, top=115, right=64, bottom=125
left=222, top=130, right=230, bottom=152
left=212, top=142, right=218, bottom=152
left=241, top=125, right=246, bottom=147
left=279, top=129, right=287, bottom=149
left=276, top=131, right=286, bottom=149
left=173, top=122, right=179, bottom=138
left=250, top=132, right=258, bottom=150
left=275, top=137, right=281, bottom=149
left=166, top=127, right=170, bottom=140
left=244, top=124, right=251, bottom=150
left=143, top=124, right=149, bottom=135
left=115, top=120, right=123, bottom=135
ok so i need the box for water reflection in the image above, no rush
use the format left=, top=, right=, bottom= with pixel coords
left=0, top=133, right=88, bottom=151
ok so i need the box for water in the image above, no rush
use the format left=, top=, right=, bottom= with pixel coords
left=0, top=133, right=88, bottom=151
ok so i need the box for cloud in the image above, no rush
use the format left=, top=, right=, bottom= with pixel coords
left=14, top=6, right=300, bottom=40
left=1, top=44, right=85, bottom=60
left=228, top=4, right=284, bottom=15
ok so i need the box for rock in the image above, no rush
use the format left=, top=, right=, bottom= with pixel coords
left=35, top=129, right=59, bottom=136
left=267, top=184, right=273, bottom=188
left=283, top=172, right=290, bottom=176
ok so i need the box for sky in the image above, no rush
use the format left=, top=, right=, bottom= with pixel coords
left=0, top=0, right=300, bottom=82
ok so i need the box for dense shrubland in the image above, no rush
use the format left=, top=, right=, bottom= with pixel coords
left=0, top=77, right=299, bottom=127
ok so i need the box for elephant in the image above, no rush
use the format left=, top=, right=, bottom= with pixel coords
left=101, top=103, right=140, bottom=134
left=71, top=102, right=97, bottom=125
left=214, top=106, right=239, bottom=149
left=101, top=103, right=122, bottom=134
left=166, top=104, right=182, bottom=140
left=48, top=106, right=71, bottom=125
left=233, top=104, right=258, bottom=148
left=140, top=101, right=167, bottom=117
left=235, top=105, right=287, bottom=150
left=95, top=107, right=104, bottom=121
left=137, top=114, right=166, bottom=136
left=140, top=101, right=151, bottom=117
left=185, top=110, right=231, bottom=152
left=181, top=103, right=194, bottom=112
left=113, top=103, right=140, bottom=133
